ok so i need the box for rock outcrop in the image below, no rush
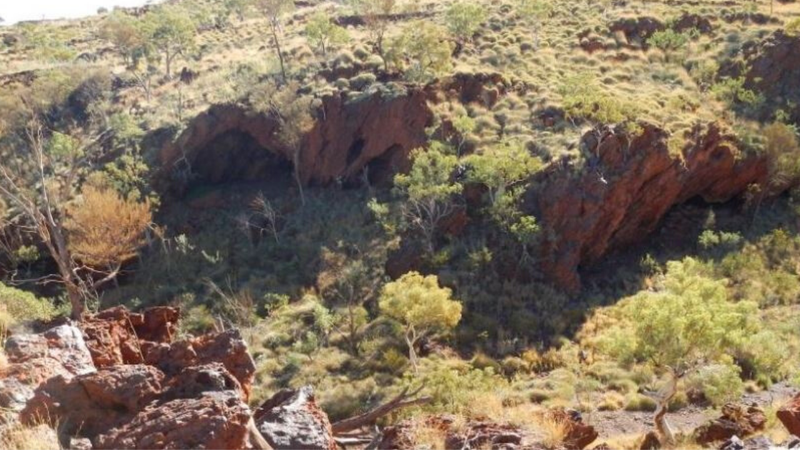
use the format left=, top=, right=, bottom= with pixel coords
left=254, top=386, right=336, bottom=450
left=552, top=409, right=599, bottom=450
left=157, top=84, right=433, bottom=193
left=694, top=403, right=766, bottom=445
left=94, top=391, right=253, bottom=450
left=0, top=324, right=95, bottom=413
left=720, top=30, right=800, bottom=124
left=526, top=122, right=768, bottom=291
left=778, top=392, right=800, bottom=437
left=1, top=306, right=260, bottom=449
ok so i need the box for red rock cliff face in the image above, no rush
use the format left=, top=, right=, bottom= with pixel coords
left=527, top=122, right=767, bottom=292
left=722, top=30, right=800, bottom=124
left=158, top=85, right=433, bottom=191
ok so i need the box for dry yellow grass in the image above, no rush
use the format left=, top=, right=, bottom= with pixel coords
left=0, top=422, right=61, bottom=450
left=411, top=422, right=448, bottom=450
left=533, top=413, right=570, bottom=450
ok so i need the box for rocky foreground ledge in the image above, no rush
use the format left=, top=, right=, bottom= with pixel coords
left=0, top=306, right=329, bottom=450
left=2, top=306, right=800, bottom=450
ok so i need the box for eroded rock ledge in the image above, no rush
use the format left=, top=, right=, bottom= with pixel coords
left=158, top=84, right=433, bottom=193
left=526, top=122, right=768, bottom=292
left=1, top=306, right=259, bottom=449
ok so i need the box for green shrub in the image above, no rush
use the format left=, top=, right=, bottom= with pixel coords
left=364, top=54, right=385, bottom=70
left=381, top=348, right=409, bottom=374
left=624, top=393, right=657, bottom=411
left=333, top=50, right=356, bottom=68
left=529, top=388, right=552, bottom=403
left=349, top=73, right=377, bottom=90
left=408, top=358, right=509, bottom=415
left=180, top=304, right=216, bottom=335
left=686, top=364, right=743, bottom=407
left=711, top=77, right=763, bottom=108
left=446, top=1, right=487, bottom=42
left=0, top=283, right=59, bottom=327
left=558, top=73, right=637, bottom=124
left=689, top=59, right=719, bottom=90
left=786, top=18, right=800, bottom=37
left=353, top=46, right=371, bottom=60
left=647, top=29, right=694, bottom=60
left=318, top=376, right=380, bottom=421
left=471, top=352, right=501, bottom=372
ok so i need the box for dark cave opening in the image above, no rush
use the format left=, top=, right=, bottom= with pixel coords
left=366, top=144, right=405, bottom=186
left=188, top=130, right=294, bottom=189
left=577, top=193, right=772, bottom=298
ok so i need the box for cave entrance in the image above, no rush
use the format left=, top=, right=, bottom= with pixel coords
left=366, top=144, right=405, bottom=187
left=187, top=130, right=294, bottom=195
left=579, top=195, right=748, bottom=296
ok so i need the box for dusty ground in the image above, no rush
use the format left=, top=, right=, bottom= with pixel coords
left=588, top=382, right=796, bottom=439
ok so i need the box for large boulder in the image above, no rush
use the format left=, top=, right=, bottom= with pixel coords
left=0, top=324, right=95, bottom=413
left=163, top=363, right=243, bottom=400
left=3, top=306, right=260, bottom=450
left=608, top=17, right=664, bottom=47
left=551, top=409, right=598, bottom=450
left=94, top=391, right=253, bottom=450
left=778, top=393, right=800, bottom=437
left=80, top=306, right=179, bottom=368
left=694, top=403, right=766, bottom=445
left=254, top=386, right=336, bottom=450
left=141, top=329, right=256, bottom=400
left=20, top=364, right=164, bottom=437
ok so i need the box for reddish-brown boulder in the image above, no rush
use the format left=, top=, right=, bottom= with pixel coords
left=191, top=330, right=256, bottom=397
left=432, top=71, right=513, bottom=107
left=254, top=386, right=336, bottom=450
left=528, top=122, right=768, bottom=291
left=80, top=306, right=180, bottom=368
left=609, top=17, right=664, bottom=47
left=549, top=409, right=598, bottom=450
left=141, top=330, right=256, bottom=400
left=778, top=393, right=800, bottom=437
left=672, top=13, right=713, bottom=34
left=81, top=307, right=147, bottom=367
left=0, top=324, right=95, bottom=412
left=444, top=421, right=522, bottom=449
left=132, top=306, right=180, bottom=342
left=694, top=403, right=766, bottom=445
left=20, top=364, right=164, bottom=437
left=164, top=363, right=243, bottom=400
left=94, top=391, right=253, bottom=450
left=580, top=36, right=606, bottom=53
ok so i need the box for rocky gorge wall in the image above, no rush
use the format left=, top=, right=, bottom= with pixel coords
left=152, top=29, right=800, bottom=293
left=526, top=122, right=768, bottom=292
left=157, top=84, right=433, bottom=193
